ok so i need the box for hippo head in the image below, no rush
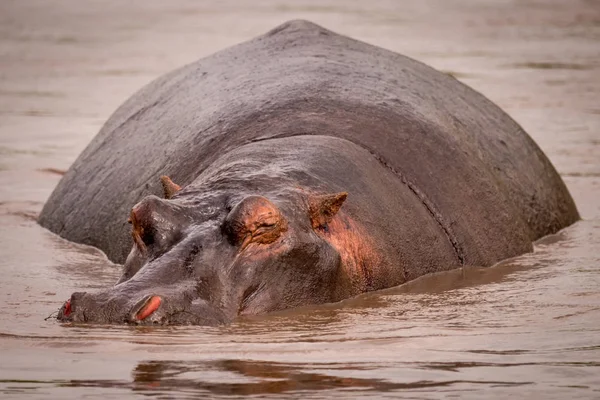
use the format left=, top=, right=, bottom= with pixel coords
left=57, top=176, right=369, bottom=325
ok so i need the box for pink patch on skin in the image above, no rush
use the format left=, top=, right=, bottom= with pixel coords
left=136, top=296, right=162, bottom=320
left=316, top=214, right=382, bottom=293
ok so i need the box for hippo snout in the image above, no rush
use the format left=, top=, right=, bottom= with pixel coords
left=58, top=291, right=163, bottom=324
left=57, top=286, right=229, bottom=325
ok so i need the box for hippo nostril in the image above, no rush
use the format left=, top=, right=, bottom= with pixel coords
left=62, top=299, right=72, bottom=317
left=133, top=295, right=162, bottom=321
left=59, top=291, right=87, bottom=320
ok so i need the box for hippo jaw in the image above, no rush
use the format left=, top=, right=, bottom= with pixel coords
left=57, top=185, right=358, bottom=326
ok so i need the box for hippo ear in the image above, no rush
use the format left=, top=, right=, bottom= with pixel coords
left=160, top=175, right=181, bottom=199
left=308, top=192, right=348, bottom=229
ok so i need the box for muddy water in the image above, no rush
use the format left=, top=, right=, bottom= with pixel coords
left=1, top=0, right=599, bottom=398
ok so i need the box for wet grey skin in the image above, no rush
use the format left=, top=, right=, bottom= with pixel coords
left=47, top=20, right=578, bottom=325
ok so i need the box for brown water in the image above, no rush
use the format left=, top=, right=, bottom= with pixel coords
left=1, top=0, right=599, bottom=398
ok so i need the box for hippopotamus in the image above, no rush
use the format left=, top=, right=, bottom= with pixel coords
left=39, top=20, right=579, bottom=325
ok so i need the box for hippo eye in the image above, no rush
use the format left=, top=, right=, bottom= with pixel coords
left=223, top=195, right=287, bottom=250
left=254, top=219, right=278, bottom=233
left=250, top=220, right=280, bottom=240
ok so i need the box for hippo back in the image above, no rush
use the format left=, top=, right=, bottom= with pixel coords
left=39, top=20, right=578, bottom=264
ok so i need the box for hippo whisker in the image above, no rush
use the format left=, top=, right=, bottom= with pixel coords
left=44, top=309, right=59, bottom=321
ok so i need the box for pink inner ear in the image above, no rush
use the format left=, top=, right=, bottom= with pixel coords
left=309, top=192, right=348, bottom=229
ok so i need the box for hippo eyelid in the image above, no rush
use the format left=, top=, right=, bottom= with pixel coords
left=259, top=221, right=277, bottom=228
left=252, top=220, right=283, bottom=235
left=254, top=215, right=280, bottom=229
left=255, top=221, right=277, bottom=231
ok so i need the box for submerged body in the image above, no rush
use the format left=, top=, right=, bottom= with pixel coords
left=38, top=20, right=578, bottom=325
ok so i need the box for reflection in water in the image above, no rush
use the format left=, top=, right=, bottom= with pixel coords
left=129, top=359, right=532, bottom=396
left=22, top=359, right=529, bottom=397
